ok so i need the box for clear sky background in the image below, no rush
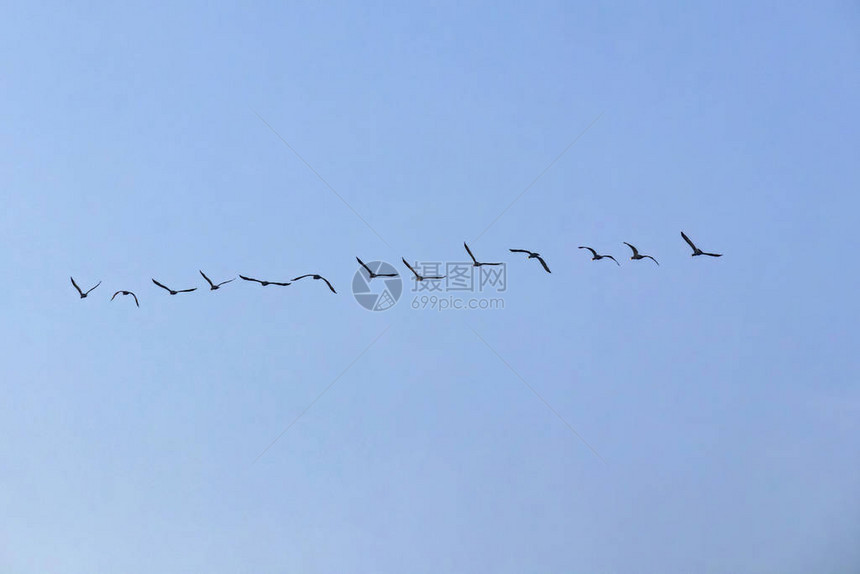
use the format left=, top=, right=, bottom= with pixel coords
left=2, top=1, right=859, bottom=572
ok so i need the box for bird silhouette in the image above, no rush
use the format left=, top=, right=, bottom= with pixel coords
left=464, top=242, right=502, bottom=267
left=579, top=246, right=620, bottom=266
left=239, top=275, right=291, bottom=287
left=70, top=277, right=101, bottom=298
left=402, top=258, right=446, bottom=281
left=623, top=242, right=659, bottom=266
left=681, top=231, right=722, bottom=257
left=292, top=274, right=337, bottom=293
left=509, top=249, right=551, bottom=273
left=111, top=290, right=139, bottom=307
left=356, top=257, right=398, bottom=279
left=199, top=270, right=236, bottom=290
left=152, top=279, right=197, bottom=295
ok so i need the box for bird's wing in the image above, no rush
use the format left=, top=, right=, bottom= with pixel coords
left=270, top=281, right=291, bottom=286
left=292, top=274, right=313, bottom=281
left=111, top=291, right=120, bottom=301
left=320, top=277, right=337, bottom=293
left=704, top=252, right=723, bottom=257
left=425, top=275, right=446, bottom=279
left=607, top=256, right=620, bottom=266
left=199, top=270, right=215, bottom=287
left=152, top=279, right=171, bottom=291
left=645, top=256, right=660, bottom=266
left=131, top=292, right=139, bottom=307
left=579, top=246, right=598, bottom=257
left=401, top=258, right=420, bottom=278
left=216, top=278, right=236, bottom=287
left=624, top=242, right=639, bottom=256
left=84, top=281, right=101, bottom=295
left=356, top=257, right=373, bottom=275
left=177, top=288, right=197, bottom=292
left=376, top=272, right=398, bottom=277
left=239, top=275, right=261, bottom=283
left=681, top=231, right=698, bottom=252
left=509, top=249, right=531, bottom=255
left=70, top=277, right=83, bottom=295
left=464, top=242, right=478, bottom=264
left=537, top=256, right=551, bottom=273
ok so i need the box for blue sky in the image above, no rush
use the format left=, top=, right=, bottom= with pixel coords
left=2, top=1, right=859, bottom=572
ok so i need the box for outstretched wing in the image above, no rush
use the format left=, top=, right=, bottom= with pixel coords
left=355, top=257, right=373, bottom=276
left=645, top=255, right=660, bottom=266
left=199, top=270, right=215, bottom=287
left=292, top=274, right=313, bottom=281
left=680, top=231, right=698, bottom=252
left=84, top=281, right=101, bottom=295
left=131, top=292, right=139, bottom=307
left=111, top=291, right=120, bottom=301
left=606, top=255, right=620, bottom=266
left=579, top=246, right=598, bottom=257
left=509, top=249, right=531, bottom=255
left=536, top=255, right=551, bottom=273
left=464, top=242, right=478, bottom=264
left=176, top=287, right=198, bottom=292
left=215, top=278, right=235, bottom=288
left=70, top=276, right=83, bottom=295
left=239, top=275, right=262, bottom=284
left=623, top=242, right=640, bottom=257
left=703, top=252, right=723, bottom=257
left=401, top=258, right=420, bottom=279
left=152, top=279, right=172, bottom=292
left=320, top=277, right=337, bottom=294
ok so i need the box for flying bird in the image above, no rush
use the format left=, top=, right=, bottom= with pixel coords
left=70, top=277, right=101, bottom=298
left=111, top=290, right=139, bottom=307
left=292, top=274, right=337, bottom=293
left=402, top=258, right=446, bottom=281
left=464, top=242, right=502, bottom=267
left=152, top=279, right=197, bottom=295
left=199, top=270, right=236, bottom=290
left=239, top=275, right=291, bottom=287
left=681, top=231, right=723, bottom=257
left=509, top=249, right=551, bottom=273
left=579, top=246, right=620, bottom=266
left=356, top=257, right=398, bottom=279
left=623, top=242, right=659, bottom=266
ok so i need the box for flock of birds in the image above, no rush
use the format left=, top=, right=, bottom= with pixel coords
left=71, top=231, right=722, bottom=307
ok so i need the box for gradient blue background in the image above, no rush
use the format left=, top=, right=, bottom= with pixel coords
left=2, top=1, right=858, bottom=572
